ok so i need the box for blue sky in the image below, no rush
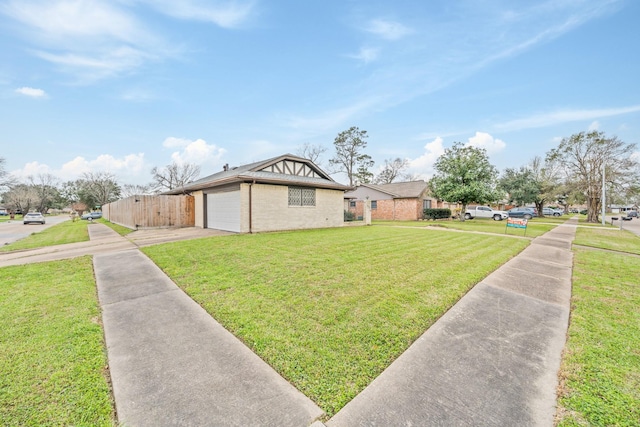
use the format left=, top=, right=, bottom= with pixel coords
left=1, top=0, right=639, bottom=186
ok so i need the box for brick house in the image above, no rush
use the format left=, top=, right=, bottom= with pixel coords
left=344, top=181, right=437, bottom=221
left=162, top=154, right=350, bottom=233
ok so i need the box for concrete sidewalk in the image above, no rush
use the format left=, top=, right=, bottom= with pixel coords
left=93, top=240, right=324, bottom=427
left=327, top=219, right=577, bottom=426
left=0, top=223, right=136, bottom=267
left=2, top=220, right=579, bottom=426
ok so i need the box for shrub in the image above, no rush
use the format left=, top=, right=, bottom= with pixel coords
left=424, top=208, right=451, bottom=220
left=344, top=210, right=356, bottom=221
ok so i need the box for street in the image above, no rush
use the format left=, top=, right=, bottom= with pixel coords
left=0, top=215, right=71, bottom=246
left=606, top=215, right=640, bottom=237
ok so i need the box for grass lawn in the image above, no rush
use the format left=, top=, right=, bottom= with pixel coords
left=143, top=225, right=529, bottom=416
left=98, top=218, right=134, bottom=236
left=0, top=257, right=115, bottom=426
left=556, top=246, right=640, bottom=426
left=0, top=219, right=90, bottom=252
left=375, top=218, right=556, bottom=238
left=0, top=218, right=132, bottom=253
left=573, top=226, right=640, bottom=255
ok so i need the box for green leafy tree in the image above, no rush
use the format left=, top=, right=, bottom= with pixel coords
left=547, top=131, right=637, bottom=223
left=529, top=156, right=563, bottom=217
left=428, top=142, right=499, bottom=221
left=81, top=172, right=121, bottom=208
left=329, top=126, right=374, bottom=186
left=499, top=166, right=539, bottom=206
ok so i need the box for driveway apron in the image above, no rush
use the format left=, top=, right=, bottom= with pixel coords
left=327, top=219, right=577, bottom=427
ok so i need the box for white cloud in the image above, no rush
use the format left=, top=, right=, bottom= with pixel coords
left=15, top=87, right=47, bottom=98
left=11, top=153, right=146, bottom=182
left=1, top=0, right=163, bottom=81
left=166, top=138, right=226, bottom=165
left=495, top=105, right=640, bottom=132
left=347, top=47, right=379, bottom=63
left=163, top=137, right=191, bottom=148
left=365, top=19, right=412, bottom=40
left=138, top=0, right=256, bottom=29
left=588, top=120, right=600, bottom=131
left=465, top=132, right=506, bottom=153
left=407, top=137, right=446, bottom=178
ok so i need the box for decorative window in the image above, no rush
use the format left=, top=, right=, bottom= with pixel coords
left=371, top=200, right=377, bottom=209
left=288, top=187, right=316, bottom=206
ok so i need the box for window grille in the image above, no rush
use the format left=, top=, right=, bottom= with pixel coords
left=288, top=187, right=315, bottom=206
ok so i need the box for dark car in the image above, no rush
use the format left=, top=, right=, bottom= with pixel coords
left=627, top=210, right=638, bottom=218
left=507, top=207, right=537, bottom=220
left=81, top=212, right=103, bottom=220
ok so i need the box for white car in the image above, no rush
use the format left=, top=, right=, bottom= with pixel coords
left=23, top=212, right=46, bottom=224
left=464, top=206, right=509, bottom=221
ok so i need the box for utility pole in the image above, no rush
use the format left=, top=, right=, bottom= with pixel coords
left=601, top=164, right=606, bottom=226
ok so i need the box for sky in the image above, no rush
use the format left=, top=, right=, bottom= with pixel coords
left=1, top=0, right=639, bottom=187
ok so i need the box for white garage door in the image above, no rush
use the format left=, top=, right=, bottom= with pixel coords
left=207, top=191, right=241, bottom=232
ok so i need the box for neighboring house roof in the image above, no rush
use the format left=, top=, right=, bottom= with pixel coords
left=164, top=154, right=350, bottom=194
left=346, top=181, right=429, bottom=199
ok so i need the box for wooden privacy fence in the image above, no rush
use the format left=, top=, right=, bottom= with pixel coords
left=103, top=195, right=195, bottom=229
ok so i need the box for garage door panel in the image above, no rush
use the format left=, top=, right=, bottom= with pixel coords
left=207, top=191, right=240, bottom=232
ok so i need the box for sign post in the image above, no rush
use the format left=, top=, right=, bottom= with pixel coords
left=505, top=217, right=528, bottom=236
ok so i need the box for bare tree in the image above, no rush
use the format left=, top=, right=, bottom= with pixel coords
left=547, top=131, right=637, bottom=222
left=121, top=183, right=154, bottom=198
left=151, top=162, right=201, bottom=192
left=0, top=157, right=17, bottom=190
left=297, top=143, right=327, bottom=165
left=3, top=184, right=38, bottom=213
left=374, top=158, right=410, bottom=184
left=28, top=173, right=60, bottom=214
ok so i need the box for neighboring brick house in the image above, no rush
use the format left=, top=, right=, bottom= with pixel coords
left=344, top=181, right=437, bottom=221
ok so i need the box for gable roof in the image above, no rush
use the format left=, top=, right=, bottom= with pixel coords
left=164, top=154, right=350, bottom=194
left=347, top=181, right=429, bottom=199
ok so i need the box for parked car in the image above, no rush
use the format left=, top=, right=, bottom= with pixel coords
left=542, top=207, right=562, bottom=217
left=627, top=210, right=638, bottom=218
left=81, top=212, right=103, bottom=220
left=464, top=206, right=508, bottom=221
left=23, top=212, right=46, bottom=225
left=507, top=207, right=537, bottom=220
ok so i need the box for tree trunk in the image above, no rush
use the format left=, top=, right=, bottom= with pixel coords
left=586, top=196, right=600, bottom=223
left=459, top=203, right=467, bottom=221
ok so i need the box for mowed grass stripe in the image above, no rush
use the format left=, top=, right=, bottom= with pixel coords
left=557, top=248, right=640, bottom=426
left=0, top=219, right=90, bottom=253
left=0, top=257, right=115, bottom=426
left=143, top=226, right=528, bottom=415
